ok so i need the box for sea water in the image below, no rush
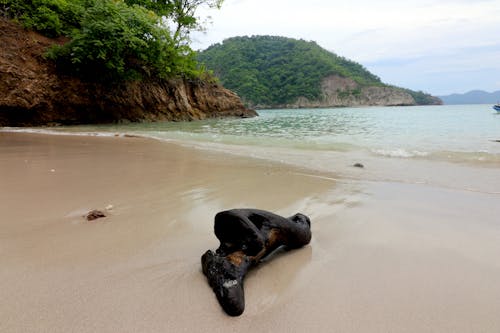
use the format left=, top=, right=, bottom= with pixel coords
left=13, top=104, right=498, bottom=161
left=3, top=104, right=500, bottom=191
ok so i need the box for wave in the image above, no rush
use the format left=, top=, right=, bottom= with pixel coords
left=0, top=127, right=120, bottom=137
left=371, top=146, right=500, bottom=165
left=3, top=126, right=500, bottom=168
left=3, top=125, right=500, bottom=195
left=428, top=150, right=500, bottom=165
left=371, top=148, right=429, bottom=158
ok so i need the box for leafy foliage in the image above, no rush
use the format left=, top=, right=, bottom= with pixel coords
left=2, top=0, right=84, bottom=37
left=47, top=0, right=192, bottom=81
left=197, top=36, right=383, bottom=106
left=124, top=0, right=223, bottom=46
left=3, top=0, right=217, bottom=82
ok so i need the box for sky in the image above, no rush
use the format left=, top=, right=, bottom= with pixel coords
left=191, top=0, right=500, bottom=96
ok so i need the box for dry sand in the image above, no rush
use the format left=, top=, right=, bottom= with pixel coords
left=1, top=132, right=500, bottom=332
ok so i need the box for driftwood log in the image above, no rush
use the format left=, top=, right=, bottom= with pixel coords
left=201, top=209, right=312, bottom=316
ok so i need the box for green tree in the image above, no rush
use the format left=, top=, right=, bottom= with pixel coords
left=124, top=0, right=223, bottom=46
left=47, top=0, right=191, bottom=81
left=5, top=0, right=215, bottom=82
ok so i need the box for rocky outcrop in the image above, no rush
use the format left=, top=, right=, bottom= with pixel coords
left=0, top=18, right=257, bottom=126
left=283, top=75, right=417, bottom=108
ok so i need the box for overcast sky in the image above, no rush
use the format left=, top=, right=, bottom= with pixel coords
left=191, top=0, right=500, bottom=95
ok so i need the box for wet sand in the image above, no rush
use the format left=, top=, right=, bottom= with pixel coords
left=1, top=132, right=500, bottom=332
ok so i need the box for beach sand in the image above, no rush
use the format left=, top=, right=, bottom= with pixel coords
left=1, top=132, right=500, bottom=332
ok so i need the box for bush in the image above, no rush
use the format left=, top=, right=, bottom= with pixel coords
left=46, top=0, right=199, bottom=81
left=6, top=0, right=205, bottom=82
left=3, top=0, right=84, bottom=37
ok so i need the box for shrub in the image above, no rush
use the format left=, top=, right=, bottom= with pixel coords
left=6, top=0, right=206, bottom=82
left=46, top=0, right=199, bottom=81
left=3, top=0, right=84, bottom=37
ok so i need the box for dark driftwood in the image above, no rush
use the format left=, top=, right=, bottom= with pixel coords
left=201, top=209, right=312, bottom=316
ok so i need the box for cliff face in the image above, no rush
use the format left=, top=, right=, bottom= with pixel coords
left=321, top=75, right=416, bottom=106
left=0, top=18, right=256, bottom=126
left=279, top=75, right=417, bottom=109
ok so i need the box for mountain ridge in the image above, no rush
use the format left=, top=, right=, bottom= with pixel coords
left=438, top=90, right=500, bottom=104
left=198, top=35, right=441, bottom=109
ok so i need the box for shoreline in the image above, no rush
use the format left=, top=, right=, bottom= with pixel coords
left=1, top=131, right=500, bottom=332
left=3, top=127, right=500, bottom=195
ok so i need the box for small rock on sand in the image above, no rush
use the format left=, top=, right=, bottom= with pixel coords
left=85, top=210, right=106, bottom=221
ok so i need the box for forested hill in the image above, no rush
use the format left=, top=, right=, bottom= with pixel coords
left=198, top=36, right=441, bottom=108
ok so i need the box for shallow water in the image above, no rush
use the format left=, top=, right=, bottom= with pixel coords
left=6, top=104, right=500, bottom=161
left=2, top=104, right=500, bottom=192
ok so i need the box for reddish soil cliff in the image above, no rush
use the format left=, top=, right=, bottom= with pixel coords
left=0, top=18, right=257, bottom=126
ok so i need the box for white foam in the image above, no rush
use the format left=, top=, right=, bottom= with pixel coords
left=0, top=127, right=143, bottom=139
left=372, top=148, right=429, bottom=158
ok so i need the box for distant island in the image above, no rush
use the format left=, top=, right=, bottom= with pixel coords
left=198, top=36, right=441, bottom=109
left=438, top=90, right=500, bottom=105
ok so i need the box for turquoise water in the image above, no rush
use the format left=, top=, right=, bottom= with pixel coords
left=4, top=103, right=500, bottom=191
left=15, top=104, right=497, bottom=164
left=3, top=104, right=500, bottom=164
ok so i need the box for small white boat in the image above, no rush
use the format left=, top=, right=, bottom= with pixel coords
left=493, top=103, right=500, bottom=112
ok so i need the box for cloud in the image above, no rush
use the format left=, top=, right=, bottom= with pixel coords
left=192, top=0, right=500, bottom=94
left=365, top=43, right=500, bottom=94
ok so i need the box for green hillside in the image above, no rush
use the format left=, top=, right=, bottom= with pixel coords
left=3, top=0, right=221, bottom=82
left=197, top=35, right=439, bottom=107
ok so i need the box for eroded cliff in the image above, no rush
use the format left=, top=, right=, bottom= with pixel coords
left=283, top=75, right=418, bottom=109
left=0, top=18, right=256, bottom=126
